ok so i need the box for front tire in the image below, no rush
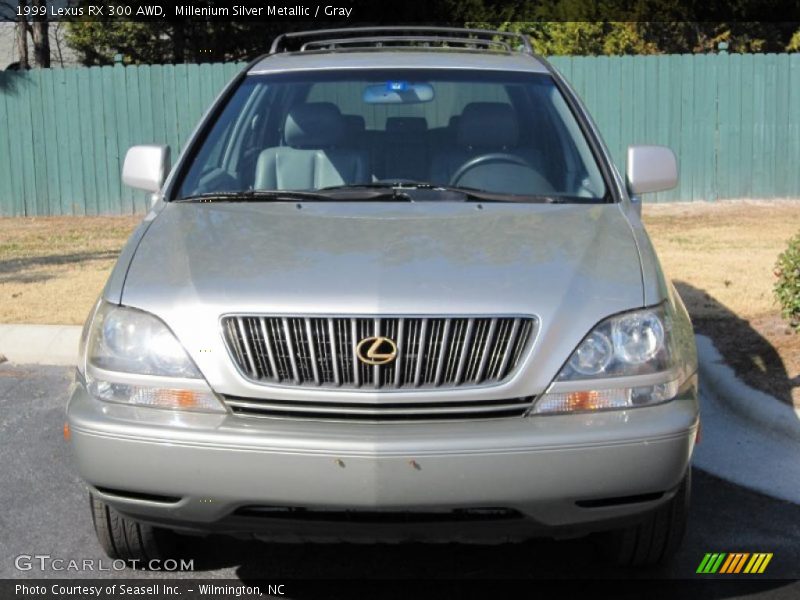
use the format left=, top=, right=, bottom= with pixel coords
left=599, top=470, right=691, bottom=567
left=90, top=494, right=176, bottom=565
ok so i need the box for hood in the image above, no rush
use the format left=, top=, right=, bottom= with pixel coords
left=121, top=201, right=645, bottom=393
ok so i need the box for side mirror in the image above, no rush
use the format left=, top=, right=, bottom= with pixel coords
left=122, top=145, right=170, bottom=193
left=626, top=145, right=678, bottom=195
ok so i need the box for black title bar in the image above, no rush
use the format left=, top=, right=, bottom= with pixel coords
left=2, top=0, right=800, bottom=23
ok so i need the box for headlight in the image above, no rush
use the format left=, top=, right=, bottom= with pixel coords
left=558, top=305, right=673, bottom=380
left=85, top=301, right=224, bottom=413
left=532, top=304, right=683, bottom=415
left=88, top=302, right=201, bottom=378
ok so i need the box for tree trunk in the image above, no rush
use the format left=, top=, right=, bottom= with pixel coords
left=172, top=21, right=185, bottom=63
left=16, top=0, right=30, bottom=69
left=31, top=0, right=50, bottom=68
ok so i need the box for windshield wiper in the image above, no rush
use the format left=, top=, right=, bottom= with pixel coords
left=179, top=186, right=594, bottom=205
left=321, top=182, right=569, bottom=204
left=176, top=189, right=412, bottom=203
left=444, top=187, right=568, bottom=204
left=177, top=190, right=332, bottom=202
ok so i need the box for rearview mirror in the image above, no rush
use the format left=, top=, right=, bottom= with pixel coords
left=363, top=81, right=434, bottom=104
left=122, top=145, right=171, bottom=193
left=626, top=145, right=678, bottom=195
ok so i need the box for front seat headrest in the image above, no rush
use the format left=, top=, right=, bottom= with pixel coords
left=343, top=114, right=366, bottom=135
left=385, top=117, right=428, bottom=133
left=457, top=102, right=519, bottom=148
left=284, top=103, right=345, bottom=148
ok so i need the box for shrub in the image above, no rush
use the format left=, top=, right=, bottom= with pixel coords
left=775, top=232, right=800, bottom=331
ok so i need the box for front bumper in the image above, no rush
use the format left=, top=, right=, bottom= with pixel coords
left=67, top=381, right=698, bottom=542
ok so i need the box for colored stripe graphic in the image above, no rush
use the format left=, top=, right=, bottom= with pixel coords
left=744, top=553, right=774, bottom=574
left=720, top=553, right=750, bottom=573
left=719, top=554, right=736, bottom=573
left=698, top=552, right=773, bottom=574
left=697, top=553, right=727, bottom=574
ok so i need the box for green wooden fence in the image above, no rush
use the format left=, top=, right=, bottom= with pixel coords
left=0, top=53, right=799, bottom=215
left=0, top=62, right=244, bottom=216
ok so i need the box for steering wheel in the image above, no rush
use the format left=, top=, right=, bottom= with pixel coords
left=449, top=153, right=532, bottom=187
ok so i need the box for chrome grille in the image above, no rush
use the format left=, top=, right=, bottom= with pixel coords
left=222, top=315, right=535, bottom=390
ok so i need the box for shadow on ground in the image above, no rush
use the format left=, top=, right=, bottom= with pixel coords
left=166, top=470, right=800, bottom=595
left=0, top=250, right=119, bottom=284
left=674, top=280, right=798, bottom=406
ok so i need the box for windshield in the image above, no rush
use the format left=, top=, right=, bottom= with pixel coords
left=175, top=69, right=608, bottom=202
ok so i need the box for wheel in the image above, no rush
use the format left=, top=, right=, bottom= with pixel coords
left=598, top=470, right=691, bottom=567
left=90, top=493, right=176, bottom=565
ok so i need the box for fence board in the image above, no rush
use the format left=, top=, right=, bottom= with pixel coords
left=0, top=80, right=11, bottom=214
left=64, top=68, right=84, bottom=215
left=51, top=70, right=70, bottom=215
left=790, top=55, right=800, bottom=197
left=1, top=54, right=799, bottom=216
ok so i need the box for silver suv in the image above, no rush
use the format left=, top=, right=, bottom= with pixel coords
left=68, top=27, right=698, bottom=568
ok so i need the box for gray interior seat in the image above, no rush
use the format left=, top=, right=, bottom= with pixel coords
left=343, top=114, right=366, bottom=140
left=429, top=102, right=545, bottom=187
left=382, top=117, right=429, bottom=181
left=255, top=103, right=368, bottom=190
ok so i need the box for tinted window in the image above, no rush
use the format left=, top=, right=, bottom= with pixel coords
left=177, top=70, right=607, bottom=201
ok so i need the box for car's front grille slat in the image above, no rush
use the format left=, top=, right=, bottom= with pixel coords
left=258, top=317, right=280, bottom=380
left=453, top=318, right=475, bottom=385
left=281, top=317, right=300, bottom=383
left=413, top=318, right=428, bottom=387
left=510, top=318, right=534, bottom=371
left=493, top=317, right=520, bottom=380
left=305, top=318, right=321, bottom=385
left=326, top=318, right=340, bottom=385
left=474, top=318, right=498, bottom=383
left=433, top=319, right=452, bottom=386
left=222, top=314, right=535, bottom=393
left=237, top=317, right=259, bottom=378
left=350, top=319, right=360, bottom=386
left=393, top=318, right=405, bottom=387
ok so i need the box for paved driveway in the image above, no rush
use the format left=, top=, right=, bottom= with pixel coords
left=1, top=364, right=798, bottom=594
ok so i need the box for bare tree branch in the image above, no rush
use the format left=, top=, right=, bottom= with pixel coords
left=16, top=0, right=30, bottom=69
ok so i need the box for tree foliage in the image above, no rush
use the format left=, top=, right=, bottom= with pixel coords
left=62, top=0, right=800, bottom=64
left=788, top=28, right=800, bottom=52
left=775, top=232, right=800, bottom=332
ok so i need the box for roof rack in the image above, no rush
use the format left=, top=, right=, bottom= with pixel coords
left=269, top=27, right=533, bottom=56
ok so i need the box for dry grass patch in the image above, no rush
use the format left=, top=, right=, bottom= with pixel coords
left=643, top=200, right=800, bottom=320
left=644, top=200, right=800, bottom=407
left=0, top=216, right=140, bottom=324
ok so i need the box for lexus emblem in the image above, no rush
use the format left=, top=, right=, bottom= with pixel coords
left=356, top=336, right=398, bottom=366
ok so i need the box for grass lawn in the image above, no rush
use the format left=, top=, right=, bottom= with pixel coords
left=0, top=200, right=798, bottom=406
left=643, top=200, right=800, bottom=407
left=0, top=216, right=140, bottom=325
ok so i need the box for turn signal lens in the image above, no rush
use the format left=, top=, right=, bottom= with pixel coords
left=531, top=379, right=681, bottom=415
left=87, top=378, right=225, bottom=413
left=532, top=389, right=629, bottom=414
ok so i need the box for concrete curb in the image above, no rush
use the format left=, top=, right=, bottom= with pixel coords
left=0, top=324, right=81, bottom=366
left=693, top=333, right=800, bottom=505
left=696, top=334, right=800, bottom=442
